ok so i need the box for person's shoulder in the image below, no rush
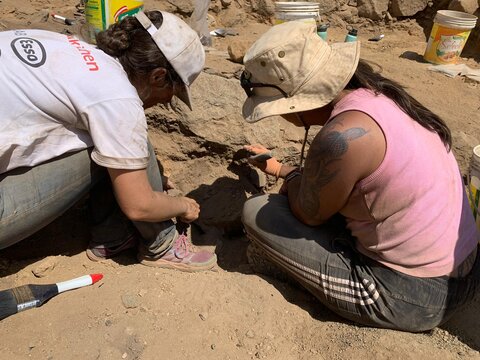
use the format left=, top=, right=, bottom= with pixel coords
left=330, top=109, right=376, bottom=128
left=318, top=109, right=386, bottom=175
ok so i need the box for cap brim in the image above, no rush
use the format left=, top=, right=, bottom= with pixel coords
left=242, top=41, right=360, bottom=123
left=175, top=82, right=193, bottom=110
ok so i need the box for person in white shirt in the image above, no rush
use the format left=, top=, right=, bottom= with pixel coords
left=0, top=10, right=216, bottom=272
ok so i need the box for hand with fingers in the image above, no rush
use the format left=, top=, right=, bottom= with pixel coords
left=178, top=197, right=200, bottom=223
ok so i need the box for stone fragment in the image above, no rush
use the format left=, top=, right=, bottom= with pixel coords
left=448, top=0, right=479, bottom=14
left=228, top=41, right=249, bottom=64
left=121, top=294, right=140, bottom=309
left=250, top=0, right=275, bottom=18
left=32, top=256, right=57, bottom=278
left=389, top=0, right=428, bottom=17
left=357, top=0, right=389, bottom=20
left=167, top=0, right=193, bottom=14
left=221, top=0, right=232, bottom=7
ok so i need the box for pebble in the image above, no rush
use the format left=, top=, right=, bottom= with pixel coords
left=121, top=294, right=139, bottom=309
left=32, top=257, right=57, bottom=278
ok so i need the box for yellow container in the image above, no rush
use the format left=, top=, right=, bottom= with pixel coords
left=424, top=10, right=477, bottom=64
left=469, top=145, right=480, bottom=231
left=85, top=0, right=144, bottom=42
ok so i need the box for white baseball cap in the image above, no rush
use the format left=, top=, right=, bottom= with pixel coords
left=135, top=11, right=205, bottom=110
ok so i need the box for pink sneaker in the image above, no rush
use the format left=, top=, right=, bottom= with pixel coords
left=86, top=233, right=137, bottom=262
left=138, top=233, right=217, bottom=272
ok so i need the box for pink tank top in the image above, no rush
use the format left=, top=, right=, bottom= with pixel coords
left=329, top=89, right=479, bottom=277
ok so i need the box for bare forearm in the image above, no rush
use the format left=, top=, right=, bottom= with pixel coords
left=109, top=167, right=201, bottom=223
left=131, top=191, right=188, bottom=222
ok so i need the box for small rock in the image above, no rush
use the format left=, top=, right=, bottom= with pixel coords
left=32, top=256, right=57, bottom=278
left=122, top=352, right=127, bottom=359
left=246, top=330, right=255, bottom=338
left=199, top=313, right=208, bottom=321
left=228, top=40, right=250, bottom=64
left=105, top=319, right=112, bottom=327
left=211, top=344, right=216, bottom=350
left=121, top=294, right=140, bottom=309
left=448, top=0, right=479, bottom=14
left=221, top=0, right=232, bottom=7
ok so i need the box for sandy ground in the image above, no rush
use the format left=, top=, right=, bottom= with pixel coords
left=1, top=1, right=480, bottom=359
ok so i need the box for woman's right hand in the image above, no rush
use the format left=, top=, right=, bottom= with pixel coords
left=178, top=197, right=200, bottom=223
left=244, top=144, right=282, bottom=178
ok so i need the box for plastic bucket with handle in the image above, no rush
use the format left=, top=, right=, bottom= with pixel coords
left=274, top=2, right=320, bottom=25
left=424, top=10, right=478, bottom=64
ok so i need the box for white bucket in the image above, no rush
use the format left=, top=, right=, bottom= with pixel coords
left=424, top=10, right=478, bottom=64
left=274, top=2, right=320, bottom=25
left=468, top=145, right=480, bottom=231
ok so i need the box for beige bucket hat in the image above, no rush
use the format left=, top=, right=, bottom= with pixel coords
left=135, top=11, right=205, bottom=110
left=241, top=21, right=360, bottom=123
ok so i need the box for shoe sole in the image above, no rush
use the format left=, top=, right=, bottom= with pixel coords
left=86, top=248, right=106, bottom=262
left=138, top=254, right=217, bottom=273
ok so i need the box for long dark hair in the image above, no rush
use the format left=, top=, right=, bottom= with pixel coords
left=345, top=60, right=452, bottom=150
left=95, top=11, right=176, bottom=82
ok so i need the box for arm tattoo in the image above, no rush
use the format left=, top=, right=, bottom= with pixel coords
left=300, top=126, right=369, bottom=217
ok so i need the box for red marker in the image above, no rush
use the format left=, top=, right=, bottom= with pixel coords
left=0, top=274, right=103, bottom=320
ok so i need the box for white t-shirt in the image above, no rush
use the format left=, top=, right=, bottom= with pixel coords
left=0, top=29, right=149, bottom=174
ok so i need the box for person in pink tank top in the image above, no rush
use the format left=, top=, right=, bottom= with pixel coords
left=240, top=21, right=479, bottom=332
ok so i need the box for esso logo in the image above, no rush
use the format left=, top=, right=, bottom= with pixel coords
left=11, top=37, right=46, bottom=68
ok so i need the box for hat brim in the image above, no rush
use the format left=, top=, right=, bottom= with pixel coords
left=242, top=41, right=360, bottom=123
left=175, top=82, right=193, bottom=110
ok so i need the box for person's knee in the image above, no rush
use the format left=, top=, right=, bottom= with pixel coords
left=242, top=194, right=269, bottom=228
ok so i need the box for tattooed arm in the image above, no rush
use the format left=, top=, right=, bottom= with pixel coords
left=287, top=110, right=386, bottom=226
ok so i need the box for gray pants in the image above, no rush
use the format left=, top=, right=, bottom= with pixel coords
left=0, top=143, right=176, bottom=256
left=242, top=194, right=480, bottom=332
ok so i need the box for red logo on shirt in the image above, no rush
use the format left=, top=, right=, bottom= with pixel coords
left=67, top=36, right=99, bottom=72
